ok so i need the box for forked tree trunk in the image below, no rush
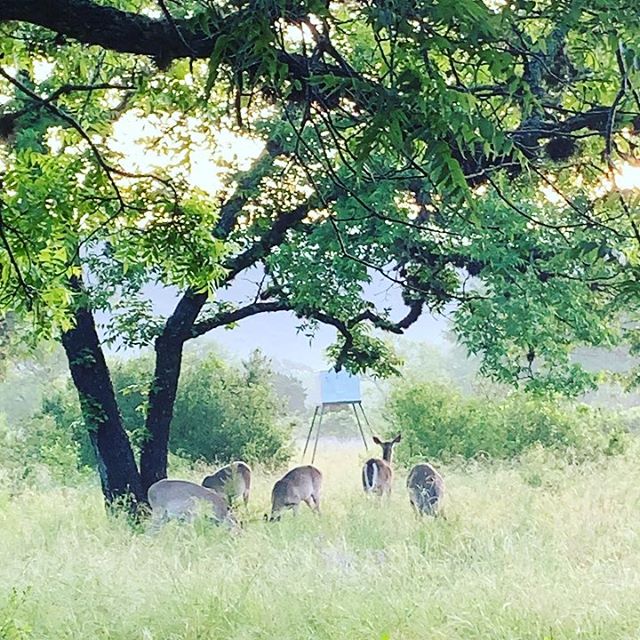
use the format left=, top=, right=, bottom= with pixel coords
left=61, top=298, right=144, bottom=508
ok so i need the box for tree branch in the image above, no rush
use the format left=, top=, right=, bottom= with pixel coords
left=0, top=0, right=355, bottom=76
left=221, top=201, right=317, bottom=283
left=349, top=301, right=424, bottom=333
left=212, top=139, right=285, bottom=240
left=190, top=300, right=289, bottom=339
left=0, top=0, right=211, bottom=61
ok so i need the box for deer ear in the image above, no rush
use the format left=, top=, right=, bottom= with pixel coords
left=393, top=433, right=402, bottom=443
left=372, top=436, right=381, bottom=445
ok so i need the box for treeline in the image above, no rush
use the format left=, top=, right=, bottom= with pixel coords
left=0, top=349, right=296, bottom=487
left=0, top=341, right=637, bottom=491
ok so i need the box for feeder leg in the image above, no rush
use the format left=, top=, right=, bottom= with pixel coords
left=302, top=405, right=319, bottom=461
left=357, top=401, right=374, bottom=437
left=352, top=403, right=368, bottom=450
left=311, top=405, right=325, bottom=464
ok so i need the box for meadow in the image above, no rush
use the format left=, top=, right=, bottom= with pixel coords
left=3, top=441, right=640, bottom=640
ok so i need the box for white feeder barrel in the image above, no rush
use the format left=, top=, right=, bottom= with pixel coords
left=316, top=369, right=361, bottom=405
left=303, top=369, right=369, bottom=462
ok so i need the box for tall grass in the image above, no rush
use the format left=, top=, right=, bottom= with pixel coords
left=2, top=443, right=640, bottom=639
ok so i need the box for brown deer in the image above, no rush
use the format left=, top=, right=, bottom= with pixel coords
left=362, top=434, right=401, bottom=496
left=268, top=465, right=322, bottom=521
left=407, top=463, right=445, bottom=517
left=147, top=479, right=238, bottom=531
left=202, top=461, right=251, bottom=507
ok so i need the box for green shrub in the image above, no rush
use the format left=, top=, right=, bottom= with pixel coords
left=168, top=350, right=292, bottom=466
left=39, top=349, right=292, bottom=469
left=387, top=381, right=628, bottom=464
left=40, top=385, right=94, bottom=467
left=0, top=411, right=86, bottom=488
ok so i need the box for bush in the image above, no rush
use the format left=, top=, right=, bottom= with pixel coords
left=169, top=350, right=292, bottom=466
left=0, top=411, right=86, bottom=489
left=39, top=349, right=292, bottom=469
left=386, top=381, right=628, bottom=464
left=40, top=384, right=95, bottom=468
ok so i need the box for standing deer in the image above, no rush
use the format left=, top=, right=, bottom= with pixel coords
left=268, top=465, right=322, bottom=521
left=202, top=461, right=251, bottom=507
left=147, top=479, right=238, bottom=531
left=362, top=434, right=401, bottom=496
left=407, top=463, right=445, bottom=516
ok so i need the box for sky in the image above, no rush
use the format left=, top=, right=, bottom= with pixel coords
left=105, top=271, right=450, bottom=371
left=188, top=300, right=447, bottom=371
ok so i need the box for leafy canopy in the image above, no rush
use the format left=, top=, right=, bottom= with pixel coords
left=1, top=0, right=640, bottom=390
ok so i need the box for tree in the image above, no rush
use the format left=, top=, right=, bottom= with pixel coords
left=39, top=347, right=292, bottom=468
left=0, top=313, right=15, bottom=378
left=1, top=0, right=639, bottom=509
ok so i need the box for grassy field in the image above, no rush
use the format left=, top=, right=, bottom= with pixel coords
left=3, top=442, right=640, bottom=639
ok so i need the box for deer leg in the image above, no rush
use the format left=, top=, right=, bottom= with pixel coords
left=305, top=495, right=321, bottom=515
left=148, top=509, right=166, bottom=534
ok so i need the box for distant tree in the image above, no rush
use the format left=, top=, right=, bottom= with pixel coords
left=244, top=350, right=308, bottom=414
left=0, top=314, right=14, bottom=379
left=242, top=350, right=274, bottom=388
left=271, top=370, right=307, bottom=415
left=1, top=1, right=639, bottom=509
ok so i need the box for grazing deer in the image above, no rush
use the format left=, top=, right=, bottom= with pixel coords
left=268, top=465, right=322, bottom=521
left=202, top=461, right=251, bottom=507
left=147, top=479, right=238, bottom=531
left=362, top=434, right=401, bottom=496
left=407, top=463, right=445, bottom=517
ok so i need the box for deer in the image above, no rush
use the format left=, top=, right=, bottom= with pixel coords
left=267, top=465, right=322, bottom=521
left=362, top=434, right=401, bottom=496
left=202, top=461, right=251, bottom=507
left=407, top=463, right=445, bottom=517
left=147, top=479, right=238, bottom=532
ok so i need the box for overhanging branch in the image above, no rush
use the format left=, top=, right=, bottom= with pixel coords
left=0, top=0, right=355, bottom=76
left=221, top=200, right=321, bottom=284
left=0, top=0, right=213, bottom=61
left=3, top=0, right=637, bottom=186
left=190, top=301, right=289, bottom=339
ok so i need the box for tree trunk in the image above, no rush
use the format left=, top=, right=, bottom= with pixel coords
left=139, top=333, right=185, bottom=493
left=139, top=290, right=207, bottom=493
left=61, top=298, right=144, bottom=508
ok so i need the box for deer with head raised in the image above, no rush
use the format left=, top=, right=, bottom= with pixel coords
left=202, top=461, right=251, bottom=507
left=407, top=462, right=444, bottom=517
left=267, top=465, right=322, bottom=521
left=147, top=479, right=238, bottom=531
left=362, top=434, right=401, bottom=496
